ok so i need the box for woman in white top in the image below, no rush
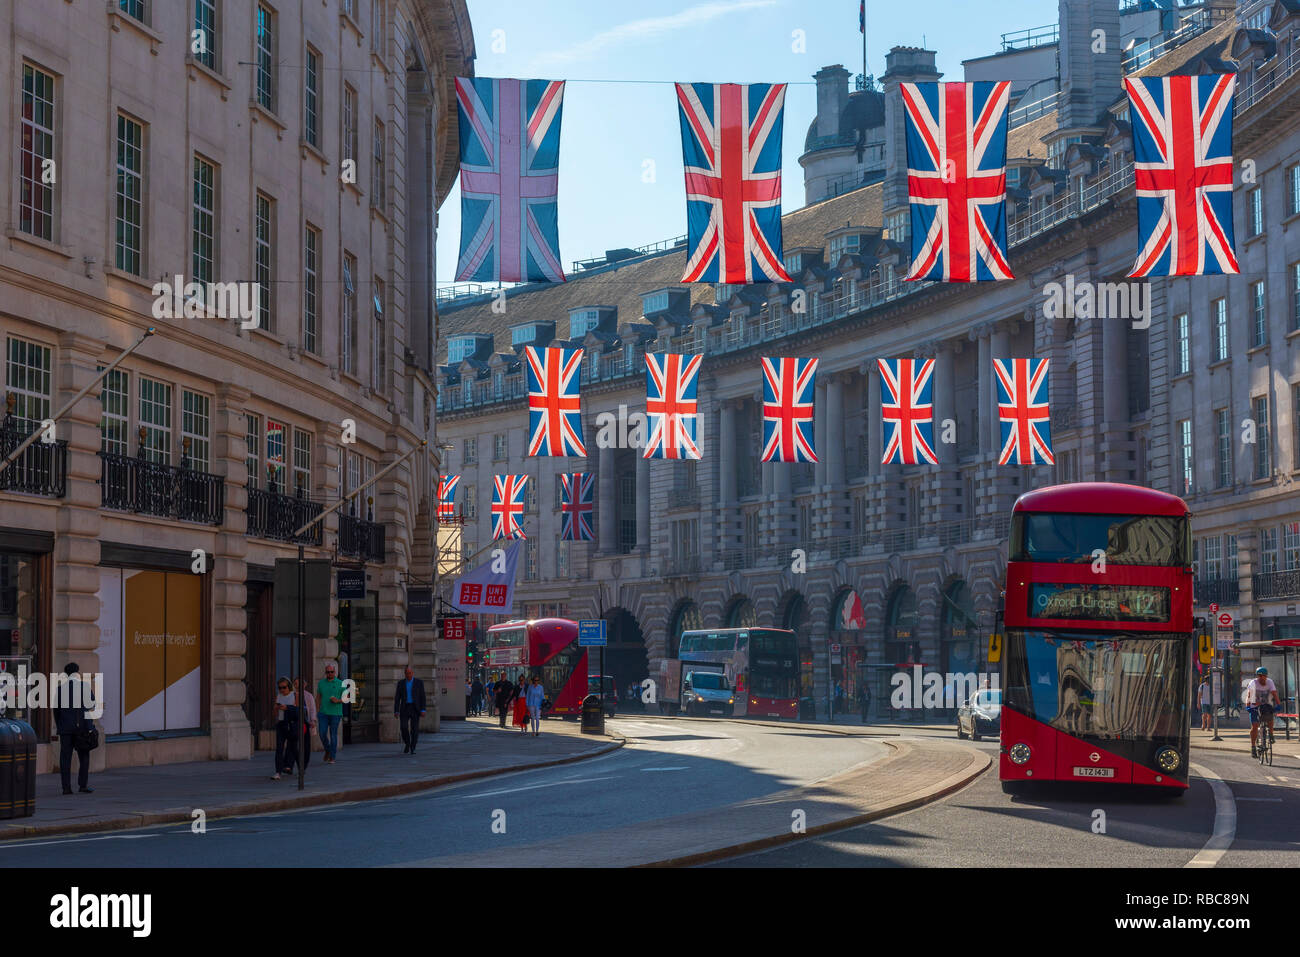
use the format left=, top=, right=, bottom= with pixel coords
left=287, top=677, right=317, bottom=773
left=525, top=675, right=546, bottom=736
left=272, top=676, right=296, bottom=780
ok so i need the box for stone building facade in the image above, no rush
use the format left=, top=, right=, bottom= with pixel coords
left=0, top=0, right=473, bottom=770
left=436, top=0, right=1300, bottom=717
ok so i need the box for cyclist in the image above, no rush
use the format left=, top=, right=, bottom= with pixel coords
left=1245, top=666, right=1281, bottom=759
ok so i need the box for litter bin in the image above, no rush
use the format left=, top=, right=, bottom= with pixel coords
left=581, top=693, right=605, bottom=735
left=0, top=718, right=37, bottom=819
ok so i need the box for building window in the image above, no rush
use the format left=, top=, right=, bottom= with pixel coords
left=342, top=84, right=357, bottom=166
left=1178, top=419, right=1193, bottom=495
left=181, top=390, right=210, bottom=471
left=642, top=291, right=669, bottom=315
left=1175, top=313, right=1189, bottom=374
left=341, top=0, right=354, bottom=16
left=1285, top=523, right=1300, bottom=572
left=524, top=476, right=537, bottom=513
left=1252, top=281, right=1267, bottom=347
left=1293, top=263, right=1300, bottom=331
left=448, top=337, right=479, bottom=363
left=304, top=47, right=320, bottom=148
left=371, top=119, right=385, bottom=206
left=1248, top=187, right=1263, bottom=237
left=569, top=309, right=600, bottom=339
left=1253, top=395, right=1271, bottom=480
left=254, top=192, right=274, bottom=331
left=465, top=484, right=477, bottom=519
left=493, top=433, right=506, bottom=460
left=1289, top=164, right=1300, bottom=218
left=371, top=0, right=386, bottom=52
left=139, top=377, right=172, bottom=465
left=19, top=63, right=57, bottom=241
left=1212, top=298, right=1228, bottom=362
left=524, top=540, right=538, bottom=581
left=118, top=0, right=147, bottom=22
left=114, top=115, right=144, bottom=275
left=192, top=155, right=216, bottom=287
left=1261, top=527, right=1279, bottom=574
left=1295, top=385, right=1300, bottom=470
left=342, top=253, right=357, bottom=375
left=303, top=225, right=319, bottom=353
left=829, top=233, right=861, bottom=262
left=292, top=428, right=311, bottom=496
left=6, top=337, right=52, bottom=424
left=1216, top=408, right=1232, bottom=489
left=556, top=540, right=569, bottom=578
left=100, top=369, right=129, bottom=456
left=371, top=280, right=386, bottom=390
left=1203, top=536, right=1222, bottom=579
left=255, top=4, right=276, bottom=112
left=1226, top=534, right=1238, bottom=581
left=245, top=413, right=261, bottom=489
left=463, top=438, right=477, bottom=465
left=266, top=421, right=288, bottom=494
left=193, top=0, right=218, bottom=70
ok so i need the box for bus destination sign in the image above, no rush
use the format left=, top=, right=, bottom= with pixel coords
left=1029, top=583, right=1170, bottom=622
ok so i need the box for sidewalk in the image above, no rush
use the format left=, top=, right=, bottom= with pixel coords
left=0, top=717, right=621, bottom=842
left=1190, top=719, right=1300, bottom=755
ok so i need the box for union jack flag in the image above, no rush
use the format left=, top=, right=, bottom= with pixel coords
left=524, top=345, right=586, bottom=457
left=491, top=474, right=528, bottom=540
left=1125, top=74, right=1238, bottom=276
left=901, top=81, right=1012, bottom=282
left=437, top=474, right=460, bottom=521
left=559, top=472, right=595, bottom=542
left=644, top=352, right=702, bottom=460
left=760, top=357, right=818, bottom=463
left=676, top=83, right=791, bottom=284
left=455, top=77, right=566, bottom=284
left=994, top=358, right=1054, bottom=466
left=878, top=358, right=938, bottom=465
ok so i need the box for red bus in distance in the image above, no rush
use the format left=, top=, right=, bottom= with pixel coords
left=484, top=618, right=586, bottom=718
left=999, top=483, right=1193, bottom=793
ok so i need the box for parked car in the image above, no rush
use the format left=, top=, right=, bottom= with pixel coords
left=682, top=670, right=735, bottom=717
left=956, top=689, right=1002, bottom=741
left=588, top=674, right=617, bottom=717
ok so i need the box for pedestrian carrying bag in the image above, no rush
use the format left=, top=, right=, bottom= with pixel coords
left=76, top=722, right=100, bottom=751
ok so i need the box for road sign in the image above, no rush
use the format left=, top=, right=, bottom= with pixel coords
left=1198, top=634, right=1214, bottom=665
left=1208, top=602, right=1219, bottom=614
left=829, top=643, right=841, bottom=653
left=1216, top=612, right=1233, bottom=629
left=578, top=619, right=607, bottom=646
left=1215, top=635, right=1234, bottom=651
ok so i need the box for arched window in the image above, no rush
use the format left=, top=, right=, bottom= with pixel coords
left=781, top=593, right=812, bottom=701
left=884, top=585, right=918, bottom=664
left=726, top=597, right=756, bottom=628
left=941, top=581, right=980, bottom=677
left=668, top=600, right=702, bottom=658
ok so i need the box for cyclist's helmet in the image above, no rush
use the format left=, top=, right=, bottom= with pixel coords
left=1256, top=667, right=1269, bottom=676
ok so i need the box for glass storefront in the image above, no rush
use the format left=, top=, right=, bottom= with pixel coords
left=338, top=592, right=378, bottom=742
left=0, top=551, right=44, bottom=733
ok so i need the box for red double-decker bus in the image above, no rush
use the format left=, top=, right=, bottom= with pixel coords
left=999, top=483, right=1193, bottom=793
left=485, top=618, right=587, bottom=717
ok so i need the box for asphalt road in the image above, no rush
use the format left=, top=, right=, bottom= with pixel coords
left=0, top=718, right=886, bottom=867
left=712, top=728, right=1300, bottom=868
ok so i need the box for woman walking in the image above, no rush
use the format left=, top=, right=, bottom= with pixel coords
left=526, top=675, right=546, bottom=736
left=512, top=673, right=529, bottom=731
left=494, top=675, right=514, bottom=728
left=272, top=676, right=295, bottom=780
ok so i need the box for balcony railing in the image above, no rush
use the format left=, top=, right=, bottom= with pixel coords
left=0, top=415, right=67, bottom=497
left=339, top=511, right=385, bottom=563
left=1253, top=571, right=1300, bottom=601
left=664, top=553, right=702, bottom=577
left=1193, top=578, right=1240, bottom=606
left=247, top=486, right=324, bottom=545
left=100, top=452, right=224, bottom=525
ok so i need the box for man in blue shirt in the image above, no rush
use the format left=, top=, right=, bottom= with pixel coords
left=393, top=665, right=427, bottom=753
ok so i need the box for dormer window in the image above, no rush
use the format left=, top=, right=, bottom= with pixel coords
left=569, top=308, right=601, bottom=339
left=448, top=336, right=478, bottom=363
left=783, top=252, right=803, bottom=275
left=829, top=233, right=862, bottom=262
left=642, top=291, right=669, bottom=315
left=511, top=325, right=536, bottom=347
left=715, top=283, right=737, bottom=304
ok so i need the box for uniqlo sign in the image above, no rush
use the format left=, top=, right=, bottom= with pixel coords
left=458, top=582, right=482, bottom=605
left=485, top=584, right=507, bottom=607
left=440, top=617, right=466, bottom=640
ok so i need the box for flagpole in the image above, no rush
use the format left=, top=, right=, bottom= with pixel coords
left=861, top=1, right=868, bottom=87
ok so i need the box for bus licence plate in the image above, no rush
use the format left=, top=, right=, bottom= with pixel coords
left=1073, top=766, right=1115, bottom=778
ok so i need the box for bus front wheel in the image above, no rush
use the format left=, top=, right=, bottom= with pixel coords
left=1001, top=780, right=1029, bottom=796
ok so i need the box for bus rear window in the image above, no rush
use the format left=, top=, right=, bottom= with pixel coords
left=1012, top=513, right=1188, bottom=566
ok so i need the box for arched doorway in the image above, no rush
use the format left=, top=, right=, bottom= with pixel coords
left=940, top=580, right=980, bottom=679
left=831, top=587, right=867, bottom=714
left=781, top=593, right=813, bottom=710
left=885, top=585, right=919, bottom=665
left=602, top=608, right=649, bottom=712
left=668, top=600, right=702, bottom=659
left=725, top=596, right=756, bottom=628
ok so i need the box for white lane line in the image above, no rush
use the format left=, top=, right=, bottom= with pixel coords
left=458, top=774, right=619, bottom=799
left=1236, top=797, right=1283, bottom=802
left=0, top=826, right=235, bottom=849
left=1185, top=762, right=1236, bottom=869
left=640, top=767, right=689, bottom=772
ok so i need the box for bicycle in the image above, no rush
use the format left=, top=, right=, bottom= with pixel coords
left=1257, top=706, right=1275, bottom=767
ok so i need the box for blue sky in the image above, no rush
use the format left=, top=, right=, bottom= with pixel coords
left=436, top=0, right=1060, bottom=287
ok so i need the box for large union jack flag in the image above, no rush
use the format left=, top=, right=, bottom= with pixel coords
left=491, top=474, right=528, bottom=540
left=760, top=357, right=818, bottom=463
left=559, top=472, right=595, bottom=542
left=455, top=77, right=566, bottom=284
left=879, top=358, right=938, bottom=465
left=994, top=358, right=1054, bottom=466
left=676, top=83, right=792, bottom=284
left=901, top=81, right=1012, bottom=282
left=437, top=474, right=460, bottom=521
left=644, top=352, right=702, bottom=460
left=524, top=345, right=586, bottom=457
left=1125, top=74, right=1238, bottom=276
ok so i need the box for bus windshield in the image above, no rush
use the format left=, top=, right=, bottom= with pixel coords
left=680, top=632, right=737, bottom=655
left=1005, top=631, right=1188, bottom=740
left=488, top=627, right=527, bottom=648
left=1012, top=513, right=1188, bottom=566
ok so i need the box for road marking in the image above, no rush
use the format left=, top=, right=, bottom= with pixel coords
left=1236, top=797, right=1283, bottom=802
left=640, top=767, right=688, bottom=772
left=0, top=825, right=236, bottom=850
left=1185, top=762, right=1235, bottom=869
left=459, top=774, right=619, bottom=799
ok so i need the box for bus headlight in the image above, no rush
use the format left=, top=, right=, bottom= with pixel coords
left=728, top=698, right=734, bottom=704
left=1155, top=747, right=1181, bottom=773
left=1009, top=743, right=1031, bottom=765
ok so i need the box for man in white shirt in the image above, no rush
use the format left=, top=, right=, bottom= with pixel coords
left=1244, top=667, right=1281, bottom=758
left=1197, top=678, right=1212, bottom=731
